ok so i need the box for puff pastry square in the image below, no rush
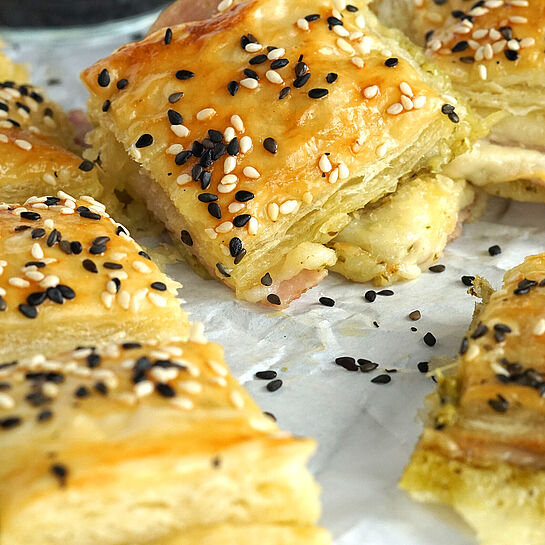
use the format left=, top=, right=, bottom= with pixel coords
left=0, top=192, right=188, bottom=363
left=401, top=253, right=545, bottom=545
left=82, top=0, right=476, bottom=307
left=0, top=80, right=104, bottom=203
left=0, top=333, right=328, bottom=545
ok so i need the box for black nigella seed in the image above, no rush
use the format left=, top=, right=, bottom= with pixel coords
left=135, top=133, right=153, bottom=148
left=95, top=381, right=108, bottom=395
left=175, top=70, right=195, bottom=80
left=58, top=285, right=75, bottom=299
left=424, top=332, right=437, bottom=347
left=82, top=259, right=98, bottom=273
left=377, top=289, right=394, bottom=296
left=267, top=379, right=283, bottom=392
left=271, top=58, right=289, bottom=69
left=50, top=463, right=68, bottom=486
left=335, top=356, right=358, bottom=371
left=409, top=310, right=421, bottom=321
left=149, top=282, right=167, bottom=294
left=326, top=72, right=338, bottom=83
left=451, top=9, right=464, bottom=17
left=305, top=13, right=320, bottom=21
left=371, top=374, right=392, bottom=384
left=102, top=100, right=111, bottom=112
left=78, top=208, right=101, bottom=220
left=460, top=337, right=469, bottom=355
left=488, top=394, right=509, bottom=413
left=267, top=294, right=281, bottom=306
left=327, top=16, right=343, bottom=27
left=499, top=26, right=513, bottom=40
left=441, top=103, right=455, bottom=114
left=308, top=88, right=328, bottom=99
left=97, top=68, right=110, bottom=87
left=488, top=244, right=502, bottom=256
left=74, top=386, right=90, bottom=398
left=263, top=137, right=278, bottom=154
left=504, top=49, right=519, bottom=61
left=319, top=297, right=335, bottom=307
left=46, top=287, right=64, bottom=304
left=18, top=304, right=37, bottom=318
left=103, top=262, right=122, bottom=270
left=200, top=149, right=213, bottom=168
left=256, top=370, right=277, bottom=380
left=208, top=202, right=222, bottom=219
left=234, top=248, right=246, bottom=264
left=471, top=323, right=488, bottom=339
left=347, top=3, right=358, bottom=11
left=250, top=54, right=268, bottom=64
left=384, top=57, right=398, bottom=67
left=156, top=383, right=176, bottom=397
left=261, top=273, right=272, bottom=286
left=89, top=244, right=106, bottom=255
left=448, top=111, right=460, bottom=123
left=31, top=228, right=46, bottom=239
left=227, top=80, right=240, bottom=96
left=244, top=68, right=259, bottom=80
left=27, top=291, right=47, bottom=306
left=227, top=137, right=240, bottom=156
left=418, top=361, right=429, bottom=373
left=78, top=159, right=94, bottom=172
left=200, top=173, right=212, bottom=189
left=168, top=109, right=183, bottom=125
left=0, top=296, right=5, bottom=311
left=359, top=361, right=379, bottom=373
left=229, top=237, right=243, bottom=257
left=180, top=230, right=193, bottom=246
left=168, top=92, right=184, bottom=103
left=233, top=214, right=251, bottom=227
left=70, top=241, right=82, bottom=254
left=192, top=164, right=203, bottom=181
left=198, top=193, right=218, bottom=203
left=216, top=263, right=231, bottom=278
left=211, top=143, right=226, bottom=161
left=429, top=264, right=445, bottom=273
left=295, top=61, right=309, bottom=77
left=164, top=27, right=172, bottom=44
left=460, top=56, right=475, bottom=63
left=92, top=236, right=110, bottom=246
left=461, top=275, right=475, bottom=286
left=86, top=353, right=101, bottom=368
left=279, top=87, right=291, bottom=100
left=293, top=73, right=311, bottom=88
left=451, top=40, right=468, bottom=52
left=364, top=290, right=376, bottom=302
left=20, top=211, right=41, bottom=221
left=117, top=78, right=128, bottom=89
left=192, top=141, right=204, bottom=157
left=37, top=409, right=53, bottom=422
left=1, top=416, right=22, bottom=429
left=208, top=129, right=223, bottom=143
left=175, top=150, right=192, bottom=165
left=235, top=190, right=254, bottom=202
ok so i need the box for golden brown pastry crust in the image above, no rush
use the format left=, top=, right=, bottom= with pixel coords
left=81, top=0, right=474, bottom=306
left=0, top=336, right=325, bottom=545
left=0, top=193, right=188, bottom=362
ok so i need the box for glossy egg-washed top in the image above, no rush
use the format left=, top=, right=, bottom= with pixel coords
left=0, top=80, right=103, bottom=200
left=418, top=0, right=545, bottom=84
left=423, top=253, right=545, bottom=469
left=82, top=0, right=461, bottom=288
left=0, top=192, right=183, bottom=326
left=0, top=335, right=294, bottom=493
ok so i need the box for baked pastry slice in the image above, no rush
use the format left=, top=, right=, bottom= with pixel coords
left=81, top=0, right=477, bottom=307
left=0, top=192, right=188, bottom=363
left=329, top=174, right=484, bottom=285
left=0, top=79, right=104, bottom=202
left=0, top=333, right=329, bottom=545
left=373, top=0, right=545, bottom=202
left=401, top=252, right=545, bottom=545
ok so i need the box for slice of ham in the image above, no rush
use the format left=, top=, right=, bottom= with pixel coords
left=148, top=0, right=222, bottom=34
left=262, top=269, right=328, bottom=309
left=67, top=109, right=94, bottom=148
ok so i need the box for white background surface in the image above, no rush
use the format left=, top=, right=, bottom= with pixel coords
left=7, top=25, right=545, bottom=545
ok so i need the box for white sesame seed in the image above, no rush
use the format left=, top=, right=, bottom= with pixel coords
left=178, top=380, right=203, bottom=394
left=268, top=202, right=280, bottom=222
left=176, top=174, right=191, bottom=186
left=387, top=103, right=403, bottom=115
left=25, top=270, right=44, bottom=281
left=279, top=200, right=298, bottom=215
left=475, top=46, right=484, bottom=61
left=534, top=319, right=545, bottom=336
left=43, top=382, right=59, bottom=397
left=0, top=134, right=8, bottom=143
left=334, top=25, right=350, bottom=37
left=245, top=42, right=263, bottom=53
left=266, top=70, right=284, bottom=84
left=9, top=277, right=29, bottom=288
left=465, top=343, right=479, bottom=361
left=171, top=397, right=194, bottom=410
left=520, top=37, right=535, bottom=48
left=329, top=167, right=339, bottom=184
left=224, top=156, right=237, bottom=174
left=31, top=242, right=44, bottom=259
left=216, top=221, right=234, bottom=233
left=240, top=136, right=252, bottom=153
left=470, top=6, right=489, bottom=16
left=492, top=39, right=507, bottom=53
left=363, top=85, right=379, bottom=99
left=453, top=24, right=471, bottom=34
left=106, top=280, right=117, bottom=294
left=297, top=18, right=310, bottom=30
left=355, top=14, right=366, bottom=28
left=413, top=95, right=427, bottom=109
left=511, top=0, right=528, bottom=5
left=231, top=115, right=244, bottom=133
left=218, top=184, right=236, bottom=194
left=220, top=244, right=231, bottom=256
left=350, top=31, right=363, bottom=41
left=0, top=393, right=15, bottom=409
left=40, top=275, right=59, bottom=289
left=507, top=39, right=520, bottom=51
left=401, top=95, right=414, bottom=110
left=241, top=78, right=259, bottom=89
left=196, top=108, right=216, bottom=121
left=338, top=163, right=350, bottom=179
left=509, top=15, right=527, bottom=23
left=478, top=64, right=488, bottom=80
left=228, top=202, right=245, bottom=213
left=134, top=380, right=154, bottom=398
left=376, top=143, right=388, bottom=158
left=132, top=261, right=152, bottom=274
left=428, top=39, right=442, bottom=52
left=319, top=154, right=332, bottom=173
left=230, top=390, right=245, bottom=409
left=468, top=39, right=480, bottom=50
left=217, top=0, right=233, bottom=11
left=484, top=0, right=503, bottom=7
left=205, top=228, right=218, bottom=239
left=472, top=29, right=488, bottom=39
left=243, top=166, right=260, bottom=179
left=220, top=174, right=238, bottom=185
left=426, top=11, right=443, bottom=23
left=352, top=56, right=364, bottom=68
left=148, top=292, right=167, bottom=307
left=399, top=81, right=413, bottom=97
left=15, top=139, right=32, bottom=150
left=267, top=47, right=285, bottom=60
left=119, top=290, right=131, bottom=310
left=101, top=291, right=114, bottom=309
left=248, top=217, right=259, bottom=235
left=171, top=124, right=190, bottom=138
left=337, top=38, right=355, bottom=54
left=224, top=126, right=235, bottom=142
left=333, top=0, right=346, bottom=10
left=483, top=43, right=493, bottom=59
left=208, top=359, right=228, bottom=376
left=166, top=144, right=184, bottom=155
left=489, top=28, right=501, bottom=40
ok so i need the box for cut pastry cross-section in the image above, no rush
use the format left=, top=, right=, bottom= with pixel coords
left=0, top=192, right=188, bottom=363
left=401, top=252, right=545, bottom=545
left=0, top=334, right=329, bottom=545
left=81, top=0, right=477, bottom=307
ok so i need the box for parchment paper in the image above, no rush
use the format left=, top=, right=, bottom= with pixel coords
left=8, top=28, right=545, bottom=545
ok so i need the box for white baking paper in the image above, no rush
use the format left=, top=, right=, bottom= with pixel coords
left=7, top=28, right=545, bottom=545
